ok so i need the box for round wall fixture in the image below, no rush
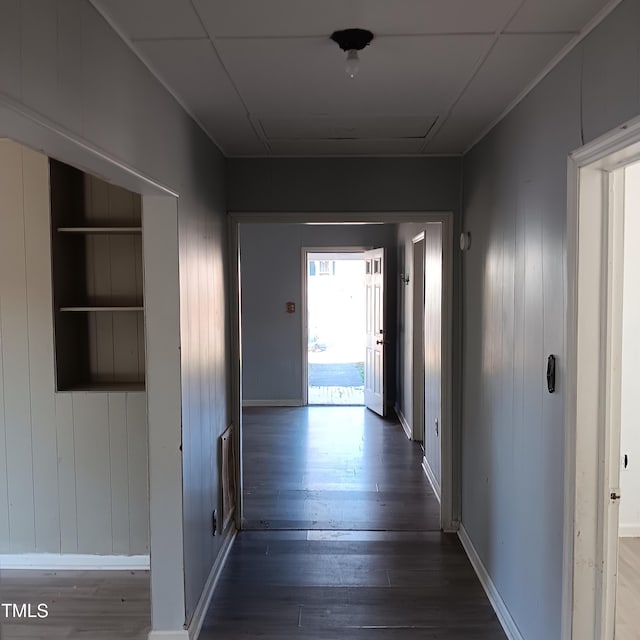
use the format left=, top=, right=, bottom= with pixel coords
left=330, top=28, right=374, bottom=78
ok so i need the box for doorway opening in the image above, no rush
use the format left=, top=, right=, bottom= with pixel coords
left=564, top=116, right=640, bottom=640
left=305, top=251, right=366, bottom=406
left=232, top=213, right=456, bottom=532
left=615, top=158, right=640, bottom=639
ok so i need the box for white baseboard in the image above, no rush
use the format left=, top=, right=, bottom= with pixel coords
left=422, top=457, right=441, bottom=503
left=242, top=399, right=303, bottom=407
left=619, top=524, right=640, bottom=537
left=148, top=632, right=189, bottom=640
left=458, top=524, right=524, bottom=640
left=0, top=553, right=150, bottom=570
left=187, top=526, right=236, bottom=640
left=394, top=405, right=412, bottom=440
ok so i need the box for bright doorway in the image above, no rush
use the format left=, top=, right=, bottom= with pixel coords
left=564, top=117, right=640, bottom=640
left=304, top=251, right=366, bottom=406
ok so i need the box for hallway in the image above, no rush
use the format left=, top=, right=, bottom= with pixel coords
left=200, top=407, right=506, bottom=639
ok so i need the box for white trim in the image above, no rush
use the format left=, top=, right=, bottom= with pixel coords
left=395, top=405, right=412, bottom=440
left=422, top=458, right=441, bottom=504
left=0, top=554, right=150, bottom=570
left=228, top=220, right=243, bottom=531
left=439, top=216, right=455, bottom=531
left=458, top=525, right=524, bottom=640
left=302, top=248, right=308, bottom=406
left=570, top=115, right=640, bottom=166
left=0, top=93, right=178, bottom=198
left=563, top=116, right=640, bottom=640
left=465, top=0, right=625, bottom=154
left=242, top=399, right=304, bottom=407
left=187, top=528, right=236, bottom=640
left=411, top=232, right=426, bottom=445
left=148, top=632, right=189, bottom=640
left=619, top=525, right=640, bottom=538
left=230, top=211, right=457, bottom=533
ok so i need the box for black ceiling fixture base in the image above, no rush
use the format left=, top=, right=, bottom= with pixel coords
left=330, top=28, right=374, bottom=51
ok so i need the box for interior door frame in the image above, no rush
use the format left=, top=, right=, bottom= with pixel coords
left=229, top=211, right=456, bottom=531
left=563, top=114, right=640, bottom=640
left=411, top=232, right=426, bottom=443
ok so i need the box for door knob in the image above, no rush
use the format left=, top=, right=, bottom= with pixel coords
left=376, top=339, right=388, bottom=345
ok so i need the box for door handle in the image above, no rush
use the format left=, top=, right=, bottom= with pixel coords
left=376, top=339, right=388, bottom=345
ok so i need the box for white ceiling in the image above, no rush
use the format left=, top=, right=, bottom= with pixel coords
left=91, top=0, right=616, bottom=157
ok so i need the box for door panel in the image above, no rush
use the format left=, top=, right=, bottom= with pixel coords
left=424, top=224, right=442, bottom=492
left=364, top=248, right=385, bottom=416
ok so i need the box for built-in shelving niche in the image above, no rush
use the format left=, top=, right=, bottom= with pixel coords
left=50, top=159, right=145, bottom=391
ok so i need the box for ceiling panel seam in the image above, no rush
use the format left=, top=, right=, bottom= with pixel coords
left=87, top=0, right=231, bottom=156
left=188, top=0, right=271, bottom=155
left=419, top=0, right=527, bottom=153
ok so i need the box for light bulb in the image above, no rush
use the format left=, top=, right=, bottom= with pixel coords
left=345, top=49, right=360, bottom=78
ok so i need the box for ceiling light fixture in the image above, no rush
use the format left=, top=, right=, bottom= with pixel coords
left=330, top=28, right=374, bottom=79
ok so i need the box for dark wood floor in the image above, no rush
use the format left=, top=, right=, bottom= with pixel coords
left=201, top=406, right=506, bottom=639
left=242, top=406, right=440, bottom=530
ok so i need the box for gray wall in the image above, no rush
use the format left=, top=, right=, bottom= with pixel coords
left=0, top=1, right=229, bottom=633
left=230, top=157, right=462, bottom=423
left=241, top=223, right=397, bottom=404
left=0, top=140, right=148, bottom=556
left=461, top=1, right=640, bottom=638
left=227, top=157, right=461, bottom=213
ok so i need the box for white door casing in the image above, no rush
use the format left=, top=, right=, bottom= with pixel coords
left=229, top=210, right=456, bottom=532
left=364, top=248, right=385, bottom=416
left=412, top=235, right=426, bottom=443
left=563, top=114, right=640, bottom=640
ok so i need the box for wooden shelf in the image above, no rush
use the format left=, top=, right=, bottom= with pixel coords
left=60, top=306, right=144, bottom=312
left=57, top=226, right=142, bottom=234
left=58, top=382, right=146, bottom=392
left=50, top=159, right=145, bottom=392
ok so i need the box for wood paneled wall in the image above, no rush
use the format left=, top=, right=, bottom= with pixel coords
left=0, top=139, right=148, bottom=555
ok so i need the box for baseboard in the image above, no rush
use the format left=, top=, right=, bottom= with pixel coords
left=148, top=632, right=189, bottom=640
left=187, top=526, right=237, bottom=640
left=422, top=457, right=441, bottom=503
left=242, top=399, right=303, bottom=407
left=619, top=524, right=640, bottom=537
left=458, top=524, right=524, bottom=640
left=0, top=553, right=150, bottom=570
left=394, top=405, right=412, bottom=440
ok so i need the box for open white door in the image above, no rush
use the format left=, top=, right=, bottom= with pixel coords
left=364, top=248, right=385, bottom=416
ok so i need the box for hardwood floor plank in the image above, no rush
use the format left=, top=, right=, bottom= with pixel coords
left=0, top=570, right=149, bottom=640
left=201, top=406, right=506, bottom=639
left=242, top=406, right=439, bottom=531
left=616, top=537, right=640, bottom=640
